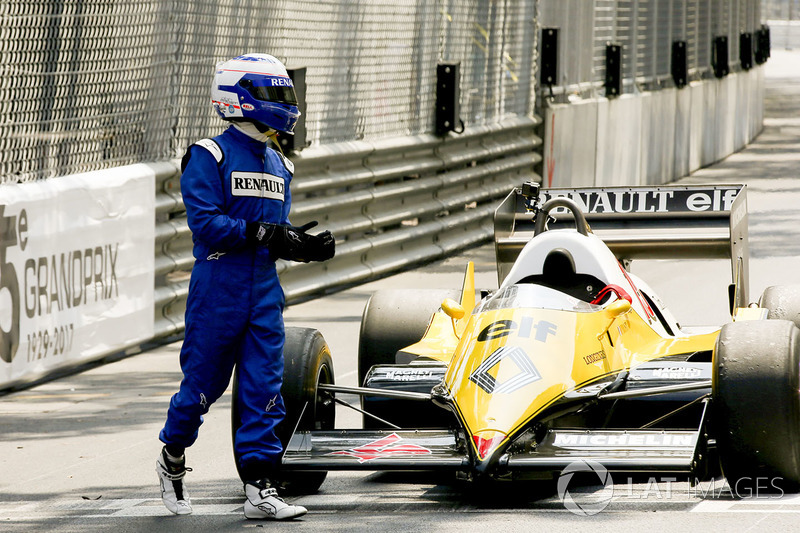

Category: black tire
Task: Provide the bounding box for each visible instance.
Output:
[759,285,800,328]
[713,320,800,494]
[232,326,335,494]
[358,289,460,387]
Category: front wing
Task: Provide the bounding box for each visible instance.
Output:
[282,427,702,474]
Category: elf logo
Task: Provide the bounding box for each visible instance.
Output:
[478,318,557,343]
[241,103,255,111]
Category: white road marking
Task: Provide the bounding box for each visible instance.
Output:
[691,495,800,513]
[110,504,242,517]
[7,491,800,520]
[1,499,243,519]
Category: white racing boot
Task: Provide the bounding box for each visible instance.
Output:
[244,479,307,520]
[156,446,193,515]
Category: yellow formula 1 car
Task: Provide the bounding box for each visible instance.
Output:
[233,183,800,495]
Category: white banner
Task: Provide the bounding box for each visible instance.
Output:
[0,165,155,387]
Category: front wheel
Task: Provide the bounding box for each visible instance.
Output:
[232,326,335,494]
[713,319,800,494]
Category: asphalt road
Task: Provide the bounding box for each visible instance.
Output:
[2,49,800,533]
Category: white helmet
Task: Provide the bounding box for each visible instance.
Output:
[211,54,300,134]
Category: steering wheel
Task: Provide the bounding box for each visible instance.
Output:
[533,197,591,236]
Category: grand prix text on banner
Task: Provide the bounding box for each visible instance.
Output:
[0,165,155,388]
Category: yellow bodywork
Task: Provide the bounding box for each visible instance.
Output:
[401,261,720,461]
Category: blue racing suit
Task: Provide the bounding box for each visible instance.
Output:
[159,125,293,478]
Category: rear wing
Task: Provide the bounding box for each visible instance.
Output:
[494,184,749,307]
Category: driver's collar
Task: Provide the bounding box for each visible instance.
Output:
[233,122,276,143]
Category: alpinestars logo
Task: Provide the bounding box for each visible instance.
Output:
[328,433,432,463]
[469,345,541,394]
[286,230,302,244]
[265,395,278,412]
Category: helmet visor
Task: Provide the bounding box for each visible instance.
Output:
[240,76,298,105]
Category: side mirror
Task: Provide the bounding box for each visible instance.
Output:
[605,299,631,318]
[442,298,465,320]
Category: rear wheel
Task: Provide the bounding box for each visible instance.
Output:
[713,319,800,494]
[759,285,800,328]
[358,289,459,429]
[232,326,335,494]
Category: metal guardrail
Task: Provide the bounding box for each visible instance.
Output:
[152,116,542,339]
[154,162,192,338]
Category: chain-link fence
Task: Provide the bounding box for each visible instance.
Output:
[538,0,763,98]
[0,0,538,184]
[0,2,175,183]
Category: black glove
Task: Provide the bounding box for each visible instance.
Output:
[247,220,335,263]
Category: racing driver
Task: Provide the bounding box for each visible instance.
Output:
[156,53,334,520]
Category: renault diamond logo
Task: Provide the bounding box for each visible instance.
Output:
[469,346,541,394]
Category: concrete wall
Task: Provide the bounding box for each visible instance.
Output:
[542,66,765,188]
